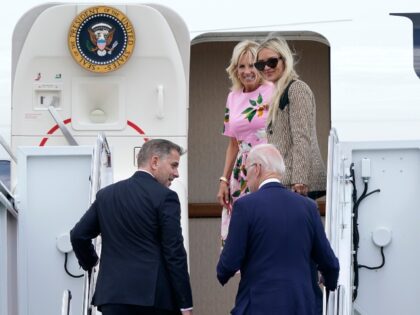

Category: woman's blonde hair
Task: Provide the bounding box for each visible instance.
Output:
[226,40,263,91]
[257,37,299,124]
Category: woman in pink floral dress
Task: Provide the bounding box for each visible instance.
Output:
[217,40,274,246]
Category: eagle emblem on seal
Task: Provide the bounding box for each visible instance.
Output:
[69,5,135,73]
[86,22,119,57]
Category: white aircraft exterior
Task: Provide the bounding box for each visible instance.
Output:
[1,1,420,314]
[0,0,419,145]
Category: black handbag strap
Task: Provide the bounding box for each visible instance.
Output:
[279,80,295,110]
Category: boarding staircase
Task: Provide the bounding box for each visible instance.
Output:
[0,129,342,315]
[61,133,112,315]
[0,129,112,315]
[1,127,342,315]
[0,132,17,314]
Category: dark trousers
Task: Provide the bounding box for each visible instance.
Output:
[100,304,180,315]
[308,190,326,315]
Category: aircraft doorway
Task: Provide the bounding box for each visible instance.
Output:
[187,32,331,314]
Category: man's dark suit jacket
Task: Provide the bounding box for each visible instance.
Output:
[70,171,192,312]
[217,182,339,315]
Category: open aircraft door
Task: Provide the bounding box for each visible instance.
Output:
[325,128,420,315]
[10,4,191,314]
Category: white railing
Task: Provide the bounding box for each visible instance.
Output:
[61,290,72,315]
[0,163,17,315]
[325,285,343,315]
[0,181,17,219]
[0,134,17,163]
[82,133,112,315]
[48,102,78,146]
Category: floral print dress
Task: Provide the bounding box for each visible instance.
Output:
[221,82,273,245]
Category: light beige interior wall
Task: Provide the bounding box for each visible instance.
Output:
[188,40,330,204]
[188,42,236,204]
[188,39,330,314]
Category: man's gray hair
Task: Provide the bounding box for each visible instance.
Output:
[137,139,184,167]
[247,143,285,176]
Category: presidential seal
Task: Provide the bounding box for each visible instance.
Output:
[68,6,135,73]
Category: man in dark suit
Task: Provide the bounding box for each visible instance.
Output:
[71,139,193,315]
[217,144,339,315]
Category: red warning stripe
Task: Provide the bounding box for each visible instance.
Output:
[127,120,149,141]
[39,119,148,146]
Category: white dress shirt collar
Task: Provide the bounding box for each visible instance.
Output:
[259,178,281,189]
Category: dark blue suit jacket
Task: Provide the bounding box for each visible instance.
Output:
[217,182,339,315]
[70,171,192,311]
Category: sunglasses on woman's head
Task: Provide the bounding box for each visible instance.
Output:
[254,57,282,71]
